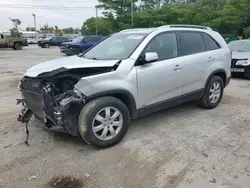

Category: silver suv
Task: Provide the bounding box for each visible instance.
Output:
[18,25,231,148]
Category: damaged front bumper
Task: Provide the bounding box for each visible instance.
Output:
[17,79,86,136]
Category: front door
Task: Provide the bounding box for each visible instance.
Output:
[136,32,185,108]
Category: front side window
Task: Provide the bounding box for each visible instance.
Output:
[83,33,147,60]
[51,37,57,41]
[145,32,178,61]
[179,32,206,56]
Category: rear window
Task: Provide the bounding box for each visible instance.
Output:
[179,32,206,56]
[201,33,220,51]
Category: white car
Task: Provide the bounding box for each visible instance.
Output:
[27,38,38,44]
[18,25,231,148]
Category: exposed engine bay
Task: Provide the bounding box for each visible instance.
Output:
[17,66,114,137]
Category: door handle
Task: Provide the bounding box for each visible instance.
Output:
[174,64,184,70]
[207,57,215,62]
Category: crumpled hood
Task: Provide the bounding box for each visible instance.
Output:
[25,56,119,77]
[232,52,250,60]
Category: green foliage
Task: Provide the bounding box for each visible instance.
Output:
[244,27,250,38]
[81,0,250,37]
[40,24,54,33]
[9,28,20,37]
[54,25,63,36]
[9,18,21,29]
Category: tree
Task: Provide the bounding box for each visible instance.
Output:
[62,27,74,34]
[40,24,54,33]
[81,17,113,35]
[9,18,21,30]
[55,25,64,36]
[82,0,250,37]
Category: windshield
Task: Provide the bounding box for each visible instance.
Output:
[228,40,250,52]
[73,36,84,43]
[83,33,147,60]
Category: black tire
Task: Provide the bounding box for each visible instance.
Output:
[78,96,130,148]
[199,75,224,109]
[13,43,22,50]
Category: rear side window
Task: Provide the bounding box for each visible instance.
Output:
[179,32,206,56]
[201,33,220,51]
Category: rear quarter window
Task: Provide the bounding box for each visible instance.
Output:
[201,33,220,51]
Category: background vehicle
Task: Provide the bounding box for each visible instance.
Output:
[0,33,28,50]
[18,25,231,148]
[222,34,239,43]
[27,37,38,44]
[38,36,71,48]
[228,40,250,78]
[60,35,104,56]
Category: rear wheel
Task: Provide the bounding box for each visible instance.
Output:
[199,75,224,109]
[78,96,130,148]
[13,43,22,50]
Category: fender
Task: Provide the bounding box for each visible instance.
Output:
[86,89,138,119]
[205,69,227,88]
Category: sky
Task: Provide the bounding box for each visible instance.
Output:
[0,0,100,31]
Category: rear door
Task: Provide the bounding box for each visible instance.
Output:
[178,31,215,94]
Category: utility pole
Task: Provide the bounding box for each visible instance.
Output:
[131,0,134,28]
[95,6,98,35]
[32,13,36,37]
[95,5,102,35]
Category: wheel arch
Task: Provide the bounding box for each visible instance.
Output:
[87,90,138,119]
[205,69,227,88]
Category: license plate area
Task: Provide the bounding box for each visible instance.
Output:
[231,68,245,72]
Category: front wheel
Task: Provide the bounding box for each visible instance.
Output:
[44,43,50,48]
[78,97,130,148]
[199,75,224,109]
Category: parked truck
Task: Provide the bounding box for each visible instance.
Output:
[0,33,28,50]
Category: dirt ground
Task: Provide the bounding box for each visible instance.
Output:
[0,45,250,188]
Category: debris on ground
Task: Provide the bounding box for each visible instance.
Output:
[3,144,12,148]
[28,175,37,181]
[48,176,83,188]
[202,151,208,157]
[209,178,216,183]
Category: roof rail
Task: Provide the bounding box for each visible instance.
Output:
[119,28,157,33]
[159,24,212,30]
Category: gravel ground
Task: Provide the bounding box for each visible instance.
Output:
[0,45,250,188]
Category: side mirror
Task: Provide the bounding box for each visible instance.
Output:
[137,52,158,65]
[145,52,158,63]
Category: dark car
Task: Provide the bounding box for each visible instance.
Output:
[228,40,250,78]
[38,36,71,48]
[59,35,104,56]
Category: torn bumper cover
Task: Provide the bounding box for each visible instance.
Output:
[17,79,86,136]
